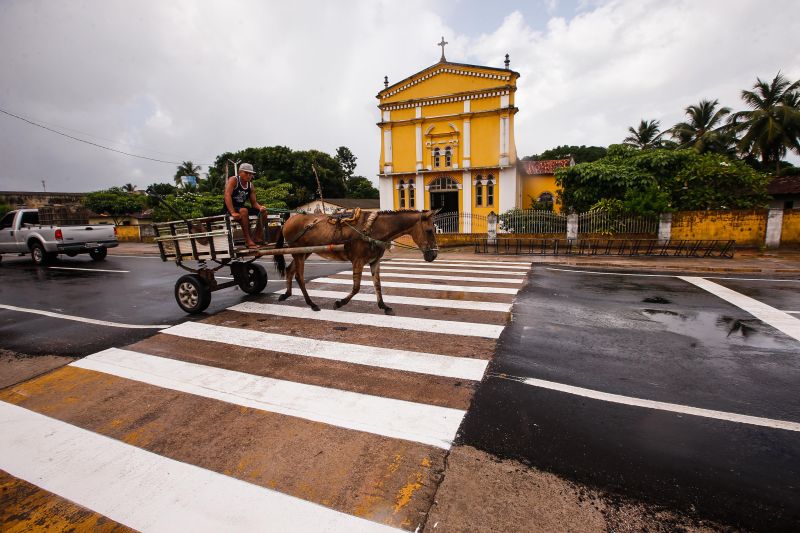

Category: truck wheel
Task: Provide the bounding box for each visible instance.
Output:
[30,243,51,266]
[237,263,268,294]
[174,274,211,314]
[89,248,108,261]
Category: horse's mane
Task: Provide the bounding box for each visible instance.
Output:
[377,209,427,215]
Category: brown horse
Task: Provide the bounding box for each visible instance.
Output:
[273,210,439,313]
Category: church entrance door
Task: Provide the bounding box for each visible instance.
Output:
[430,191,458,213]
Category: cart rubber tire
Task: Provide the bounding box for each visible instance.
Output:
[89,248,108,261]
[238,263,268,294]
[31,242,52,266]
[174,274,212,314]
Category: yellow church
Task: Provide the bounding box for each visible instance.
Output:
[376,41,522,226]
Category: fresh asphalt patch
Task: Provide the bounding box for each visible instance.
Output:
[459,266,800,531]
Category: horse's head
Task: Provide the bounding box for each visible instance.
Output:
[408,210,440,262]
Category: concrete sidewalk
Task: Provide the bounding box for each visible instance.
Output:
[111,241,800,275]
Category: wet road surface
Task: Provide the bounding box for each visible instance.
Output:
[459,266,800,531]
[0,253,349,358]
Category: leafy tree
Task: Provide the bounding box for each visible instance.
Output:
[174,161,202,186]
[209,146,345,207]
[84,187,146,225]
[0,203,11,218]
[556,145,768,214]
[346,176,379,199]
[729,72,800,175]
[673,154,770,210]
[152,192,224,222]
[334,146,358,192]
[623,119,666,149]
[669,99,733,154]
[523,145,607,163]
[199,173,226,194]
[146,182,177,197]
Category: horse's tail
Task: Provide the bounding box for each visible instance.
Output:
[273,228,286,277]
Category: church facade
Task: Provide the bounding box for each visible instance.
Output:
[376,48,521,228]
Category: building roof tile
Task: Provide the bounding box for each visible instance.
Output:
[520,158,573,175]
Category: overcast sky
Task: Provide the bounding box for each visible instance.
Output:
[1,0,798,193]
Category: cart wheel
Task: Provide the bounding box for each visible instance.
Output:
[89,248,107,261]
[174,274,212,314]
[237,263,268,294]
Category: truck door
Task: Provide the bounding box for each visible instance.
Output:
[0,211,17,253]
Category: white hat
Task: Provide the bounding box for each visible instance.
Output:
[239,163,255,174]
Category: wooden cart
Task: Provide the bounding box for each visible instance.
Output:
[154,214,344,314]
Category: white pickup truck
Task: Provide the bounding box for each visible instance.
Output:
[0,209,118,265]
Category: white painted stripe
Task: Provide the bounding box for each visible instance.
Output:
[0,304,170,329]
[49,266,129,273]
[229,301,504,338]
[374,265,529,276]
[272,288,512,312]
[0,401,398,532]
[388,260,530,269]
[679,276,800,342]
[339,271,523,284]
[547,267,674,278]
[312,277,519,294]
[72,348,465,449]
[517,376,800,432]
[164,321,488,381]
[388,258,532,266]
[786,310,800,315]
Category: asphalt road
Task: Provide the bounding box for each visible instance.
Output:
[459,266,800,531]
[0,253,349,358]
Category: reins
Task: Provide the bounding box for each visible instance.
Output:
[343,212,436,251]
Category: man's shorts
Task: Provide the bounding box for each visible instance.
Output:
[221,206,261,217]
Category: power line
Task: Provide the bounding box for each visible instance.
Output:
[0,106,213,166]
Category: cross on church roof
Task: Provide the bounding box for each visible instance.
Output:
[438,36,448,62]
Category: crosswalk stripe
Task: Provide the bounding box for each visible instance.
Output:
[371,265,529,276]
[339,271,523,284]
[386,258,532,266]
[271,288,513,312]
[71,348,465,449]
[312,277,519,294]
[229,302,505,338]
[163,321,489,380]
[0,401,399,532]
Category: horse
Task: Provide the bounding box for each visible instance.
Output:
[273,209,439,313]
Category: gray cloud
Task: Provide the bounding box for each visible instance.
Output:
[1,0,798,193]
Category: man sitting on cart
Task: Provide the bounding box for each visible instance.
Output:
[224,162,268,249]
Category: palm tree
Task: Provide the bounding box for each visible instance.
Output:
[199,173,226,193]
[174,161,202,186]
[729,72,800,174]
[623,119,665,149]
[121,183,137,193]
[669,99,732,154]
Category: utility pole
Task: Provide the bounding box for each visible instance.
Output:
[41,180,46,192]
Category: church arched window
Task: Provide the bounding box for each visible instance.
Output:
[486,175,495,206]
[408,181,415,209]
[429,176,459,191]
[398,179,406,208]
[475,175,483,206]
[444,146,452,167]
[433,147,441,168]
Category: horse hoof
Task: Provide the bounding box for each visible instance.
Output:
[333,300,342,309]
[278,294,290,301]
[383,307,394,315]
[311,304,320,312]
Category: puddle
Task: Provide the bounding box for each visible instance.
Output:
[641,309,789,349]
[643,296,671,304]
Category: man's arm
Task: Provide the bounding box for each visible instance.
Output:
[224,177,240,218]
[249,184,266,212]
